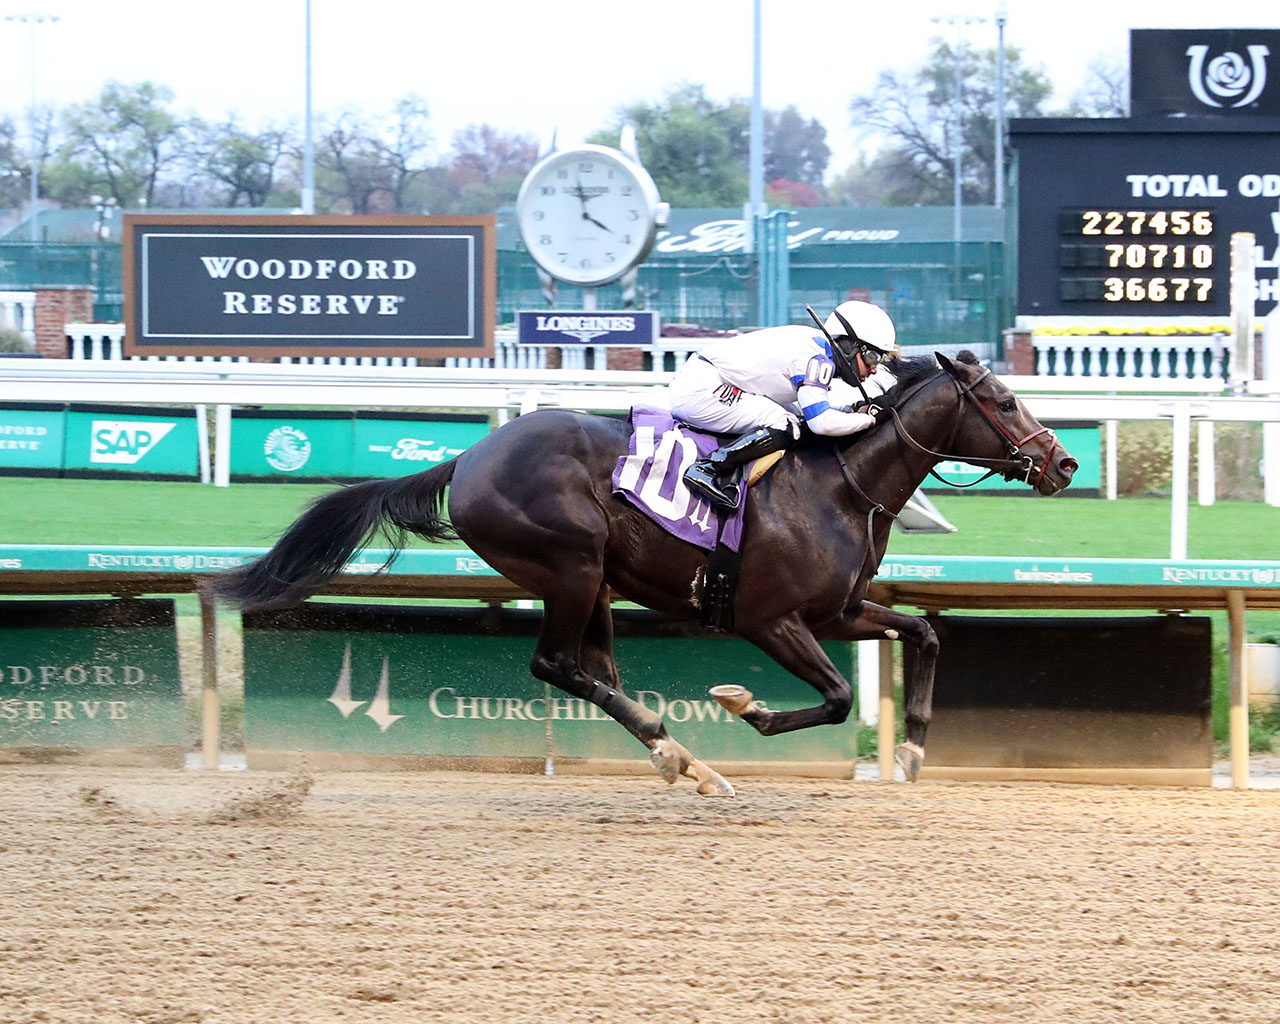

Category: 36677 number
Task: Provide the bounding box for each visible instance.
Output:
[1103,277,1213,302]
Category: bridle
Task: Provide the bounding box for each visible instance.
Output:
[900,365,1062,491]
[832,363,1063,566]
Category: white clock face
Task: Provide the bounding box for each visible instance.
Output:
[516,146,660,287]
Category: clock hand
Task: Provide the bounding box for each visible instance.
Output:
[583,211,613,233]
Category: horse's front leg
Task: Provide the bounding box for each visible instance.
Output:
[716,613,854,736]
[814,600,938,781]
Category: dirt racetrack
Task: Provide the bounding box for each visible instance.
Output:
[2,766,1279,1024]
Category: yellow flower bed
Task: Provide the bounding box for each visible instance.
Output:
[1031,325,1257,337]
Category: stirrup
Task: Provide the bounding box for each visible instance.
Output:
[684,465,742,512]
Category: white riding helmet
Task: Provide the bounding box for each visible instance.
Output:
[824,300,898,355]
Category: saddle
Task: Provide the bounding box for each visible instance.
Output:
[613,409,788,632]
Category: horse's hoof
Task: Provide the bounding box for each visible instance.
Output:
[696,775,736,797]
[709,684,756,716]
[649,738,688,785]
[894,742,925,782]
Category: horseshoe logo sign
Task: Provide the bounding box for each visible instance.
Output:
[1185,44,1270,108]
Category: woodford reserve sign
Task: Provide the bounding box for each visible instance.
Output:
[0,598,183,766]
[123,215,496,359]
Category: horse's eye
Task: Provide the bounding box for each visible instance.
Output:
[998,399,1016,413]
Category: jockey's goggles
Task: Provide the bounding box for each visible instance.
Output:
[858,344,884,369]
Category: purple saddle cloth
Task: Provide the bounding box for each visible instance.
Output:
[611,405,746,552]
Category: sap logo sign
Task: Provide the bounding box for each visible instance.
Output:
[90,420,176,464]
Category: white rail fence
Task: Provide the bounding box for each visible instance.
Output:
[1031,333,1230,379]
[60,323,713,371]
[63,321,1233,382]
[59,323,1000,373]
[0,291,35,344]
[2,358,1278,534]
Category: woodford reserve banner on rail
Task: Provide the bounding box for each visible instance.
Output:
[0,599,184,766]
[124,215,496,359]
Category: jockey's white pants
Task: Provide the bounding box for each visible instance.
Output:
[668,356,797,436]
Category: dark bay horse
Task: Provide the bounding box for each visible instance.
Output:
[211,351,1076,796]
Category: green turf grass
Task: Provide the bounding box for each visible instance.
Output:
[5,476,1278,560]
[3,477,350,547]
[895,495,1280,561]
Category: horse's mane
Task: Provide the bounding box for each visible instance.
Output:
[873,355,941,409]
[797,349,982,450]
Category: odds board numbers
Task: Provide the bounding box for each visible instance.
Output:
[1057,208,1221,307]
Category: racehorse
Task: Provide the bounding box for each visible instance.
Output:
[211,351,1076,796]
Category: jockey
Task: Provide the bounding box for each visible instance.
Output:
[671,299,900,512]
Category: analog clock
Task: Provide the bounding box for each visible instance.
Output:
[516,144,664,288]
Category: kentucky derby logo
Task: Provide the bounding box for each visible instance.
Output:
[263,425,311,472]
[1185,44,1270,108]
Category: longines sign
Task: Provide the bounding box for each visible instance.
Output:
[124,215,496,359]
[516,310,659,346]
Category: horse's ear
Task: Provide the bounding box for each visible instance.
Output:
[935,351,959,378]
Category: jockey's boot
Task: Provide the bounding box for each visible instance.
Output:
[683,426,793,512]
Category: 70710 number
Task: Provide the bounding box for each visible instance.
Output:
[1104,277,1213,302]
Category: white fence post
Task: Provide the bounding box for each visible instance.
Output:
[213,405,231,488]
[1265,306,1280,506]
[1169,403,1192,559]
[1105,420,1118,501]
[1197,419,1216,507]
[195,404,211,485]
[856,641,880,726]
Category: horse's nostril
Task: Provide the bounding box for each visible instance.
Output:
[1060,457,1079,476]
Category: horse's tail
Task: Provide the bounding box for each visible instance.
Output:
[208,460,458,610]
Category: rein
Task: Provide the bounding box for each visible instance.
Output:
[887,367,1059,489]
[832,365,1060,554]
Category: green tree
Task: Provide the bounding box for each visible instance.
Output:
[764,106,830,188]
[593,85,831,207]
[192,117,292,207]
[593,84,748,207]
[60,81,186,207]
[844,39,1053,206]
[0,117,27,209]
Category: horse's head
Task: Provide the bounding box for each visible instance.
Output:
[933,350,1077,495]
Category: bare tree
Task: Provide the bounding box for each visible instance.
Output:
[845,40,1054,206]
[374,94,433,213]
[418,123,538,214]
[1066,59,1130,117]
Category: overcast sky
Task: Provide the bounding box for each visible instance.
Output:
[2,0,1276,179]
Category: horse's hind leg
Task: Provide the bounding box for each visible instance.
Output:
[533,580,734,796]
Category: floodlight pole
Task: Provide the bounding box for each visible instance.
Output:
[302,0,315,215]
[995,5,1007,208]
[932,14,986,276]
[745,0,764,256]
[5,12,58,243]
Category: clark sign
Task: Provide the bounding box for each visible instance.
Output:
[124,215,495,359]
